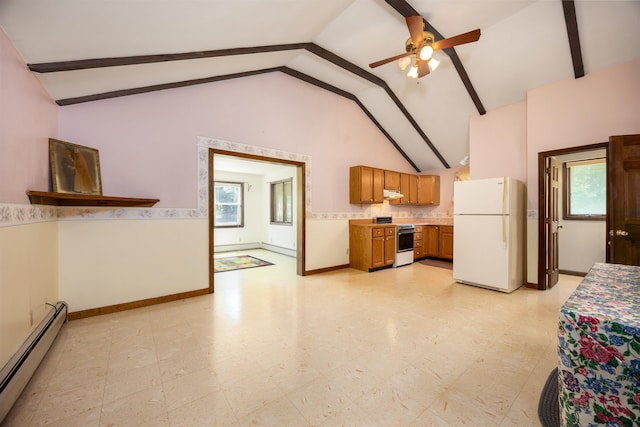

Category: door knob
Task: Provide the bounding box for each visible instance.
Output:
[615,230,629,236]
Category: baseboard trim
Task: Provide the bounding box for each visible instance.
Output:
[526,282,540,289]
[68,288,210,321]
[559,269,587,277]
[305,264,349,275]
[260,243,296,258]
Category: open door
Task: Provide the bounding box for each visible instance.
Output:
[546,156,561,288]
[607,134,640,265]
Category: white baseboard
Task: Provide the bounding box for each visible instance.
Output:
[260,243,296,258]
[214,242,296,258]
[214,243,261,253]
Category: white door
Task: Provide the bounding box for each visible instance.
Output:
[453,215,510,290]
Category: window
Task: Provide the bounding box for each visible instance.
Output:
[563,158,606,220]
[271,178,292,225]
[214,181,244,227]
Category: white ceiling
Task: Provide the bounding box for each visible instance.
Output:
[1,0,638,172]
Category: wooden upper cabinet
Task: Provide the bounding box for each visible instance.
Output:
[417,175,441,205]
[384,170,401,191]
[390,173,416,205]
[350,166,439,206]
[372,168,384,203]
[350,166,384,204]
[408,174,418,204]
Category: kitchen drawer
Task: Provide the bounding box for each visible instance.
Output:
[414,248,422,258]
[414,240,423,248]
[386,227,395,236]
[414,225,423,233]
[414,232,423,241]
[372,228,385,237]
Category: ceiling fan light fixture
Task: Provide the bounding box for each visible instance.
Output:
[428,57,440,72]
[418,45,433,61]
[398,56,412,70]
[407,64,419,78]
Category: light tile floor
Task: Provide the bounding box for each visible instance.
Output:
[3,250,581,426]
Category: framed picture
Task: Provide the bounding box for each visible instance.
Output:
[49,138,102,195]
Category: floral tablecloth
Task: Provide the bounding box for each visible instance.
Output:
[558,262,640,427]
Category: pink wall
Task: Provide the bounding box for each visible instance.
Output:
[0,29,58,203]
[526,59,640,208]
[468,59,640,210]
[468,101,527,183]
[58,73,415,210]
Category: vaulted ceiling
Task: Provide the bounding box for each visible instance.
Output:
[1,0,638,172]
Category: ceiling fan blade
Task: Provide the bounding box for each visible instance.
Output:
[417,60,430,78]
[369,51,412,69]
[406,16,424,48]
[431,29,481,51]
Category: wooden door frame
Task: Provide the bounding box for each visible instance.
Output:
[208,148,306,293]
[537,142,607,290]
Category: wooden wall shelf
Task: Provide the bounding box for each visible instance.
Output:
[27,191,159,207]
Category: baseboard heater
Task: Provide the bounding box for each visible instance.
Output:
[0,301,67,423]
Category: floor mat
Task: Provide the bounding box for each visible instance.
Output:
[538,367,560,427]
[213,255,273,273]
[418,258,453,270]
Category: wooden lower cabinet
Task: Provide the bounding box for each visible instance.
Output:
[413,226,423,259]
[439,225,454,260]
[423,225,440,257]
[414,224,454,261]
[350,225,396,271]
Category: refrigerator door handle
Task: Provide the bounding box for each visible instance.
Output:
[502,177,507,248]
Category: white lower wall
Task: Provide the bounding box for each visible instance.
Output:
[0,220,58,368]
[57,216,352,313]
[58,219,208,312]
[306,219,349,271]
[559,220,606,273]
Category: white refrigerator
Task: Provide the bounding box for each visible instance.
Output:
[453,177,525,293]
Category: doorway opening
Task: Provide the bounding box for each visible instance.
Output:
[537,142,607,290]
[208,148,306,293]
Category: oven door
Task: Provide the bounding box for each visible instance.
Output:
[397,230,414,252]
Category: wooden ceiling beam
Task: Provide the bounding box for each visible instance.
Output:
[56,68,281,106]
[280,67,420,172]
[56,65,421,172]
[562,0,585,78]
[303,44,450,168]
[28,44,309,73]
[32,43,449,169]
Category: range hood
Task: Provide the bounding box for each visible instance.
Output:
[383,189,403,199]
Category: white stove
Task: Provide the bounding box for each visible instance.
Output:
[393,224,415,267]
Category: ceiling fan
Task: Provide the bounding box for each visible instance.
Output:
[369,16,481,78]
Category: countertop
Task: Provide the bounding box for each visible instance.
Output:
[349,218,453,227]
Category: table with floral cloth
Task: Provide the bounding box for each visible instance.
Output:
[558,262,640,426]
